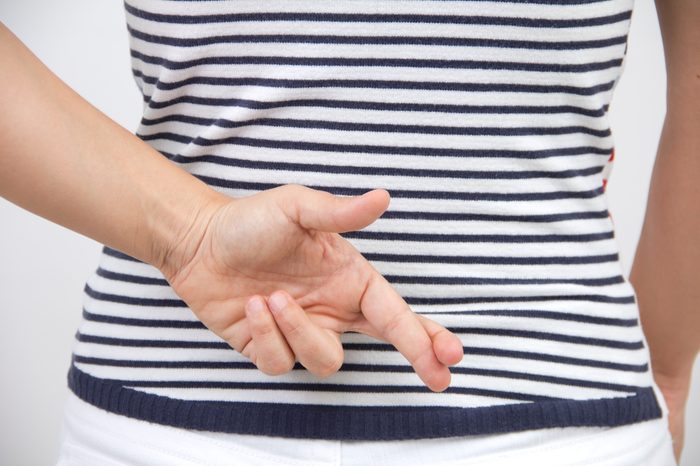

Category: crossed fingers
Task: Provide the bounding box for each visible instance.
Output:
[243,281,463,392]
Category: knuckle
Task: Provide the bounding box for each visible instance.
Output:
[220,322,251,355]
[238,337,254,358]
[252,320,277,338]
[279,316,306,340]
[273,186,304,224]
[383,311,410,340]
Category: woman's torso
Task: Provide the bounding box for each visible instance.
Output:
[66,0,665,440]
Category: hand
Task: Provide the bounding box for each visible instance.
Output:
[162,184,464,392]
[654,371,692,465]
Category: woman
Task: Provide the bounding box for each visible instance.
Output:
[0,0,696,464]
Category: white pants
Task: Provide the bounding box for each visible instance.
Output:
[56,384,677,466]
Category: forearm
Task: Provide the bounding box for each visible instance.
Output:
[630,0,700,388]
[0,23,228,275]
[629,113,699,386]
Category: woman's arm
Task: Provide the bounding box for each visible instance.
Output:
[629,0,699,462]
[0,21,227,274]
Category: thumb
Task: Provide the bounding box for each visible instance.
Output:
[288,185,391,233]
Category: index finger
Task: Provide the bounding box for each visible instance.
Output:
[358,270,453,392]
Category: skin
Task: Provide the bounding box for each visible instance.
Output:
[630,1,700,464]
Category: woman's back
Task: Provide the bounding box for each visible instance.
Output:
[67,0,664,439]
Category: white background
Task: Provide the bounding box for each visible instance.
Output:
[0,1,698,465]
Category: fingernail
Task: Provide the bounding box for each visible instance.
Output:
[246,296,265,315]
[268,292,287,313]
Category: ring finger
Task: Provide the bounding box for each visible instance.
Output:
[244,294,297,376]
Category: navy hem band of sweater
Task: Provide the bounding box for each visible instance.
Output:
[67,362,662,441]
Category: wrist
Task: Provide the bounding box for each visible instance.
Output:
[145,183,232,282]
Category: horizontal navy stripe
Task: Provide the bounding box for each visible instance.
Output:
[82,308,205,329]
[76,332,228,348]
[449,327,642,349]
[194,174,607,201]
[357,343,649,372]
[130,49,624,73]
[141,131,613,161]
[144,94,609,118]
[94,264,626,288]
[461,346,647,372]
[85,378,559,402]
[141,114,612,138]
[363,252,621,265]
[84,284,183,307]
[72,355,646,394]
[132,70,618,96]
[406,293,636,305]
[95,267,166,285]
[382,274,625,286]
[74,355,252,369]
[378,209,612,222]
[73,333,647,372]
[99,245,622,266]
[83,303,637,328]
[98,247,622,268]
[127,25,629,51]
[98,246,136,263]
[77,312,642,349]
[430,309,638,327]
[76,314,640,348]
[161,151,607,180]
[124,3,631,29]
[83,282,636,309]
[94,203,610,226]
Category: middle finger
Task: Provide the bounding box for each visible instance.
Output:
[245,295,296,376]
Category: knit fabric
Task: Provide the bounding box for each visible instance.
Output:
[67,0,663,440]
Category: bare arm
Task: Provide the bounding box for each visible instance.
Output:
[0,22,228,275]
[629,0,699,461]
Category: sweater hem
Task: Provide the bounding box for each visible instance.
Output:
[67,363,663,441]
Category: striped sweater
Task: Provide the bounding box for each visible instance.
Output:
[67,0,664,440]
